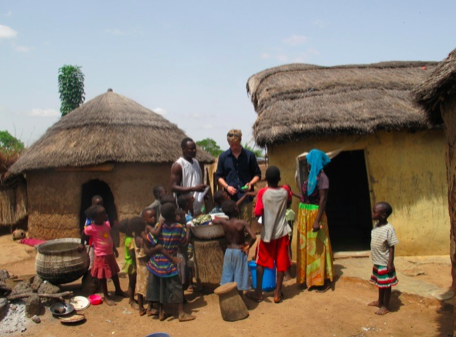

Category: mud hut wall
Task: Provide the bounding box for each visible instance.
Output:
[267,130,449,256]
[26,163,171,240]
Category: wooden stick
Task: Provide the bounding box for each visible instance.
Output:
[7,291,73,301]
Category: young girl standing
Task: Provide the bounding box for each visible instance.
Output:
[368,201,398,315]
[84,205,127,306]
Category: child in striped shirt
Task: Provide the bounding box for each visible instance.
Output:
[144,203,195,322]
[368,201,398,315]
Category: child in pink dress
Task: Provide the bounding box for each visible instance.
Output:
[84,205,127,306]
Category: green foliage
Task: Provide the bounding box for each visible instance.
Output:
[0,130,24,153]
[196,138,223,157]
[243,143,263,157]
[58,65,85,116]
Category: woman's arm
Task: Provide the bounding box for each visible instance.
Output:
[313,189,328,232]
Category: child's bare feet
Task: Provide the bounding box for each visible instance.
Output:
[375,307,390,315]
[139,308,146,316]
[147,308,158,316]
[104,297,116,306]
[368,301,380,307]
[115,290,129,298]
[159,312,172,321]
[178,313,196,322]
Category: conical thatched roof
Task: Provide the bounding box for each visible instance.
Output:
[414,48,456,124]
[247,61,438,146]
[9,90,214,174]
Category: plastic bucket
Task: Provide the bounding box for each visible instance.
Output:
[145,333,170,337]
[248,260,276,292]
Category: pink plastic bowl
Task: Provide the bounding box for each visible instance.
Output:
[88,294,102,305]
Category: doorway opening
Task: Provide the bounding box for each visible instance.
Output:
[79,179,118,233]
[324,150,372,251]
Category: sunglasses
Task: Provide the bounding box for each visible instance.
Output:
[227,133,240,137]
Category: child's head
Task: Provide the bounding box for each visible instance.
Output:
[152,185,167,201]
[175,209,187,224]
[85,205,107,225]
[221,200,238,218]
[177,194,194,213]
[214,190,229,207]
[129,216,143,234]
[118,218,135,237]
[372,202,393,222]
[160,194,177,207]
[91,195,103,206]
[266,166,281,186]
[142,207,157,226]
[118,219,129,234]
[161,203,177,222]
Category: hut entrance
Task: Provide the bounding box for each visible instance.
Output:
[324,150,372,252]
[79,179,118,233]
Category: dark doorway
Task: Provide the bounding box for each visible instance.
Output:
[79,179,118,235]
[324,150,372,251]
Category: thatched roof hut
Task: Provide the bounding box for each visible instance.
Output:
[247,61,437,146]
[413,47,456,294]
[9,89,214,239]
[414,48,456,124]
[10,89,213,175]
[246,61,449,256]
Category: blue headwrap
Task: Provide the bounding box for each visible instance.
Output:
[306,149,330,196]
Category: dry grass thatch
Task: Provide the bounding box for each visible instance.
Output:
[0,176,27,226]
[413,48,456,124]
[9,90,214,175]
[247,61,438,146]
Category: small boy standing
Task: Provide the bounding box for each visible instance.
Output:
[144,203,195,322]
[213,200,257,292]
[246,166,292,304]
[368,201,398,315]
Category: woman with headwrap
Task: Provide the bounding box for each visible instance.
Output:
[296,149,334,292]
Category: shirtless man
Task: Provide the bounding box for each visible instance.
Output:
[171,138,207,216]
[213,200,256,292]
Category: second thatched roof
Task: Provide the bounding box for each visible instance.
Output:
[9,89,214,175]
[247,61,438,146]
[413,48,456,124]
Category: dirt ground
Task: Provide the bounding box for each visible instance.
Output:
[0,234,453,337]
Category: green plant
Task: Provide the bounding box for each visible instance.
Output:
[0,130,24,153]
[196,138,223,157]
[58,65,85,116]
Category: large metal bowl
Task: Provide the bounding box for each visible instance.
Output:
[190,223,225,240]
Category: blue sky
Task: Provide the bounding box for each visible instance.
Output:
[1,1,455,149]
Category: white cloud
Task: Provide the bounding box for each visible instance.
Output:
[13,45,30,52]
[26,108,60,117]
[0,24,17,39]
[2,11,12,17]
[202,124,213,130]
[283,35,307,46]
[153,107,168,115]
[184,113,215,119]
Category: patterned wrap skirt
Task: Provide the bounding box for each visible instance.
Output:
[296,203,334,287]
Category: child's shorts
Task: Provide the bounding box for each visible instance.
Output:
[255,235,291,272]
[370,264,398,288]
[91,254,120,279]
[145,273,183,304]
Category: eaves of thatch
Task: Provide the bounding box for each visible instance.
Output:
[413,48,456,124]
[9,90,214,175]
[247,61,438,147]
